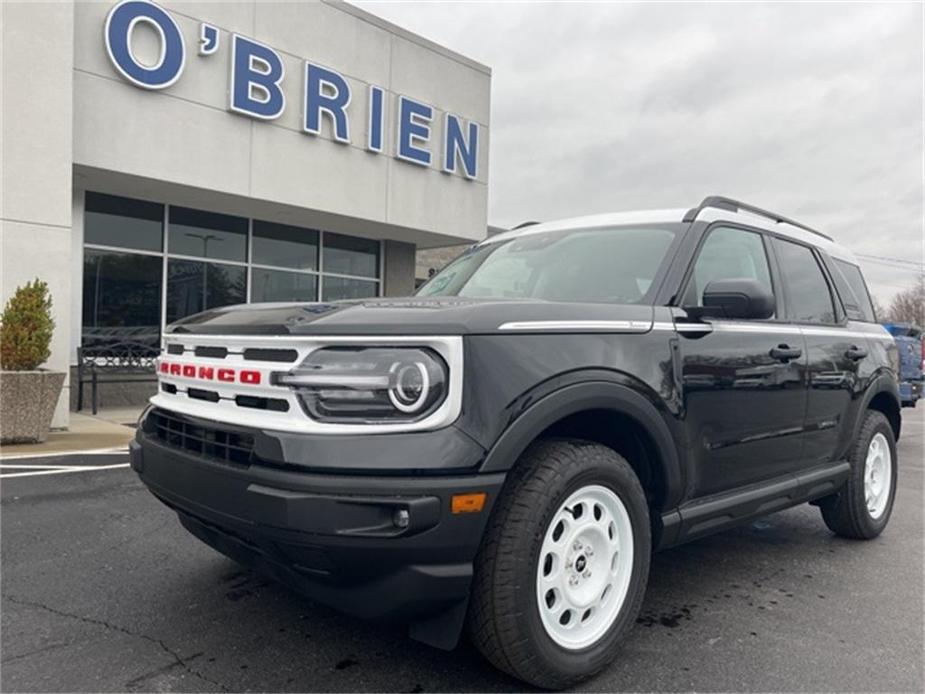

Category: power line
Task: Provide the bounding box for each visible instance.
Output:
[856,259,925,275]
[856,253,924,268]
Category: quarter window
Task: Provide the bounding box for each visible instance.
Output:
[774,239,836,324]
[832,259,877,322]
[682,226,774,311]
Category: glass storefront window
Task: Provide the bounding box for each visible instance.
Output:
[323,232,379,278]
[82,250,162,347]
[252,268,318,302]
[168,206,248,262]
[323,275,379,301]
[82,192,382,340]
[253,221,319,271]
[166,259,247,323]
[84,192,163,252]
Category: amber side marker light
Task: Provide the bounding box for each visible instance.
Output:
[452,492,487,514]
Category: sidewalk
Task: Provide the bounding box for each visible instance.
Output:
[0,407,143,459]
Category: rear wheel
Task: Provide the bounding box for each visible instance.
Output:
[467,439,650,689]
[819,410,897,539]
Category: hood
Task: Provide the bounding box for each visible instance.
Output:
[166,297,656,336]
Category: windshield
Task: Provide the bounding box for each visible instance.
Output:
[417,225,680,304]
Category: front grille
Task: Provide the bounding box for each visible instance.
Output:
[243,348,298,363]
[150,409,254,466]
[194,346,228,359]
[187,387,220,403]
[164,343,297,363]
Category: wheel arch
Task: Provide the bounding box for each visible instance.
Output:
[862,374,902,441]
[480,381,684,514]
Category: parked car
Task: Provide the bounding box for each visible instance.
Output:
[132,196,902,689]
[882,322,923,406]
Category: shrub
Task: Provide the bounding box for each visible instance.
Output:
[0,279,55,371]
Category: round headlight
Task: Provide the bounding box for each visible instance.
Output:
[278,346,449,423]
[388,361,430,413]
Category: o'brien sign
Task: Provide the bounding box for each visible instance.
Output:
[103,0,480,178]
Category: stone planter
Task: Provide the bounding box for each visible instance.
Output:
[0,370,66,444]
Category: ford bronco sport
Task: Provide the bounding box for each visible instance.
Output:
[132,196,901,689]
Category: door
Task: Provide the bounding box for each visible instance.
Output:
[675,225,807,497]
[773,239,867,465]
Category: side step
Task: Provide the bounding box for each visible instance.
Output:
[658,461,850,549]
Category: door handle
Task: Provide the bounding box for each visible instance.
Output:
[769,344,802,362]
[845,345,868,361]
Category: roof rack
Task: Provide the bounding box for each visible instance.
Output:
[682,196,833,241]
[511,221,541,230]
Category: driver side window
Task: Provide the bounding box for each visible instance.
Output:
[682,226,775,314]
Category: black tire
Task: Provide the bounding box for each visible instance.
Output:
[819,410,897,539]
[467,439,650,690]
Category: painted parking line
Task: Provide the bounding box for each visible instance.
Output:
[0,463,131,479]
[0,446,128,461]
[0,464,94,470]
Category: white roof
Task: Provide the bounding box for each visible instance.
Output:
[482,206,858,265]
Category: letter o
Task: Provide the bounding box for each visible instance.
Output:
[105,0,185,90]
[240,371,261,385]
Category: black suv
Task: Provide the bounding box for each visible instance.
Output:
[132,196,901,689]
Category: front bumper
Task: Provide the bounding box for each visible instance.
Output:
[132,409,505,634]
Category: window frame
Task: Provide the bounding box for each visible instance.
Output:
[674,222,782,321]
[81,192,385,350]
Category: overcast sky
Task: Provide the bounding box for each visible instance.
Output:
[355,0,924,305]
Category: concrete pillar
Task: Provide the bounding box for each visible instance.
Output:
[383,239,416,297]
[1,1,75,428]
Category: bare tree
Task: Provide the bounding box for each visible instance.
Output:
[886,277,925,326]
[870,294,889,322]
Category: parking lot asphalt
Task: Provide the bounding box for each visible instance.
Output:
[2,411,922,693]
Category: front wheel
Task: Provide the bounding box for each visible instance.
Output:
[467,439,650,689]
[819,410,898,539]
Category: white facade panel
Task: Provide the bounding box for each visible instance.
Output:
[248,125,388,221]
[73,71,254,197]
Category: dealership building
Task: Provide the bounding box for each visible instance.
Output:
[1,0,491,428]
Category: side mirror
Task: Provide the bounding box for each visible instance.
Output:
[685,278,775,320]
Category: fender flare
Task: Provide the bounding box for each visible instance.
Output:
[855,371,902,440]
[480,380,684,510]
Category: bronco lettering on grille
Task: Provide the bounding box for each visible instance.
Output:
[159,361,262,385]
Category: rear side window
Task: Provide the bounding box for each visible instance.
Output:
[775,239,836,324]
[681,226,774,311]
[832,259,877,322]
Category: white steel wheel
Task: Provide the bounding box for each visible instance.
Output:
[864,432,892,520]
[536,484,634,650]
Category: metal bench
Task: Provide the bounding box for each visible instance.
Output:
[76,340,159,414]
